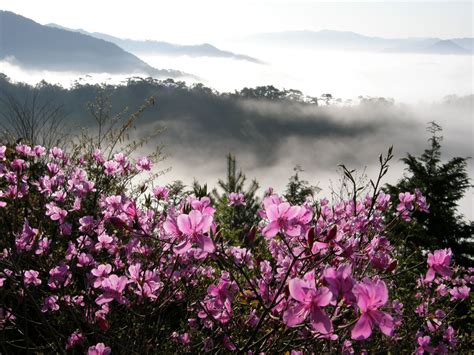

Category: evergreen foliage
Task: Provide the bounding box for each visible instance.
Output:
[386,122,473,266]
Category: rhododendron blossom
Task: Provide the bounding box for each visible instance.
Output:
[449,286,470,301]
[284,272,334,334]
[351,278,394,340]
[228,192,246,206]
[96,274,130,305]
[23,269,41,286]
[425,248,453,282]
[175,209,215,254]
[88,343,112,355]
[323,265,355,303]
[136,156,152,171]
[262,198,311,238]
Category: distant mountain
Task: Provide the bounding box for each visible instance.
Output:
[250,30,388,50]
[0,11,189,78]
[383,39,469,55]
[47,23,262,64]
[249,30,473,55]
[452,38,474,54]
[422,40,469,55]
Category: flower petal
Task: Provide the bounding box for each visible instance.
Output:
[283,303,309,327]
[197,235,215,253]
[351,313,373,340]
[310,306,333,334]
[188,210,202,231]
[266,204,279,221]
[425,268,435,282]
[173,239,192,254]
[315,287,333,307]
[371,310,394,337]
[288,278,309,303]
[177,215,192,235]
[262,220,279,238]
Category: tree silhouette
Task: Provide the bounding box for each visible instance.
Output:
[386,122,473,265]
[212,154,260,244]
[284,166,320,205]
[0,84,68,148]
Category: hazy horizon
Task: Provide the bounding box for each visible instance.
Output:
[1,1,472,44]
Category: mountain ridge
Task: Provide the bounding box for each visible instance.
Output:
[46,23,263,64]
[0,11,191,78]
[248,29,473,55]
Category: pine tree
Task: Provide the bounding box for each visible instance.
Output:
[212,154,260,244]
[284,166,320,205]
[386,122,473,265]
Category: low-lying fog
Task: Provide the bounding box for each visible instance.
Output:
[151,97,473,220]
[141,45,473,104]
[1,45,472,218]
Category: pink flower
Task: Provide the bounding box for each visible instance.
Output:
[375,192,391,211]
[228,192,246,206]
[0,145,6,160]
[48,262,71,289]
[207,277,232,306]
[172,332,190,345]
[425,249,453,282]
[49,147,65,160]
[66,330,85,349]
[397,192,415,211]
[283,272,333,334]
[15,220,38,252]
[114,153,127,165]
[60,222,72,236]
[351,278,394,340]
[47,162,61,175]
[190,197,215,215]
[91,264,113,288]
[96,274,129,305]
[262,199,307,238]
[414,189,429,213]
[92,149,105,163]
[176,210,215,254]
[33,145,46,156]
[95,233,114,251]
[153,186,169,201]
[397,192,415,220]
[11,158,27,172]
[449,285,470,301]
[42,295,60,313]
[76,253,94,268]
[15,144,32,156]
[35,237,51,255]
[223,336,236,351]
[88,343,111,355]
[24,270,41,286]
[443,326,457,346]
[136,156,152,171]
[45,203,68,222]
[416,335,434,354]
[103,160,120,175]
[79,215,95,233]
[226,246,253,268]
[323,265,355,303]
[199,273,237,324]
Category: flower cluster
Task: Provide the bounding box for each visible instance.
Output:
[0,143,471,354]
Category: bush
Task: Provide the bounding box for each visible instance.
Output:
[0,143,471,353]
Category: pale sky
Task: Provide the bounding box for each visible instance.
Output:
[1,1,472,44]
